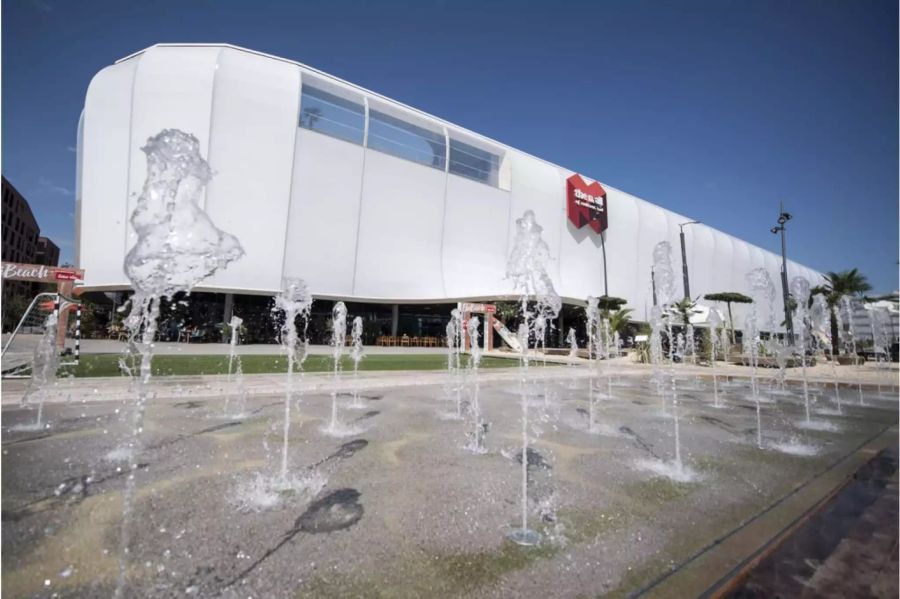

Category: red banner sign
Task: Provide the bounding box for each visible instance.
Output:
[1,262,84,283]
[566,174,608,234]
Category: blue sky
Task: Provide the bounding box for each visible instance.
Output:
[3,0,897,293]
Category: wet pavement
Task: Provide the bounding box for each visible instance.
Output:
[2,370,897,598]
[727,445,898,599]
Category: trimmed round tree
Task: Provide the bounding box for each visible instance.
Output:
[703,292,753,345]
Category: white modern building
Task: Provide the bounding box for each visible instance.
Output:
[75,43,824,329]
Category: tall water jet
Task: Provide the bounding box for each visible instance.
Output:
[708,308,722,407]
[841,296,864,404]
[114,129,244,599]
[747,268,775,448]
[505,210,561,546]
[224,315,248,418]
[585,296,599,361]
[685,324,696,365]
[325,302,348,434]
[465,316,486,453]
[348,316,366,409]
[584,297,600,433]
[811,294,840,413]
[18,312,60,430]
[566,328,578,367]
[446,308,464,419]
[649,306,666,402]
[790,276,813,423]
[870,307,892,396]
[647,241,693,478]
[272,278,313,482]
[601,316,613,399]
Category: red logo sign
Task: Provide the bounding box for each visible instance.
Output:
[566,174,607,234]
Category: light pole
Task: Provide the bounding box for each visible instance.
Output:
[679,221,700,299]
[771,203,794,345]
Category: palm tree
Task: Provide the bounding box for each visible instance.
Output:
[811,269,871,355]
[608,308,633,338]
[704,292,753,345]
[672,297,701,329]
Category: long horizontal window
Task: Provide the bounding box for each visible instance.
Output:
[299,85,365,145]
[449,138,500,186]
[367,109,446,170]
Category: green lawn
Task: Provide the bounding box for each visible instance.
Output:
[60,353,548,378]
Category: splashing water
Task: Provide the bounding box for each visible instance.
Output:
[505,210,561,546]
[647,241,693,477]
[869,307,893,396]
[324,302,348,435]
[114,129,245,599]
[649,306,666,401]
[224,315,248,418]
[790,276,812,423]
[585,296,599,362]
[465,316,487,453]
[17,312,60,430]
[446,308,464,419]
[747,268,775,448]
[708,308,722,407]
[841,296,864,405]
[811,294,841,414]
[601,317,613,399]
[685,324,695,365]
[272,278,313,483]
[566,328,578,366]
[348,316,366,409]
[584,298,601,433]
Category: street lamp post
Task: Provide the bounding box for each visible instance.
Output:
[771,203,794,345]
[679,221,700,299]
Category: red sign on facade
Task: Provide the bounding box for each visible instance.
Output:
[566,174,608,234]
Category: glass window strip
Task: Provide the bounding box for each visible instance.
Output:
[302,113,364,135]
[367,132,446,168]
[302,85,364,116]
[369,110,445,146]
[449,161,492,179]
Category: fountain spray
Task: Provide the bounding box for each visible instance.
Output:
[566,328,578,367]
[224,315,248,417]
[273,279,313,482]
[790,277,812,423]
[505,210,561,546]
[651,241,685,473]
[349,316,365,409]
[114,129,244,599]
[584,296,600,432]
[18,312,60,430]
[811,294,840,413]
[841,296,864,405]
[747,268,775,449]
[327,302,348,433]
[708,308,722,407]
[447,309,464,418]
[466,316,486,453]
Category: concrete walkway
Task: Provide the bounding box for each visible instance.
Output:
[2,354,897,406]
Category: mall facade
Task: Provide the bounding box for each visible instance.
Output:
[75,44,824,337]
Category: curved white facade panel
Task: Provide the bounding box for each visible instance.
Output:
[77,44,823,329]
